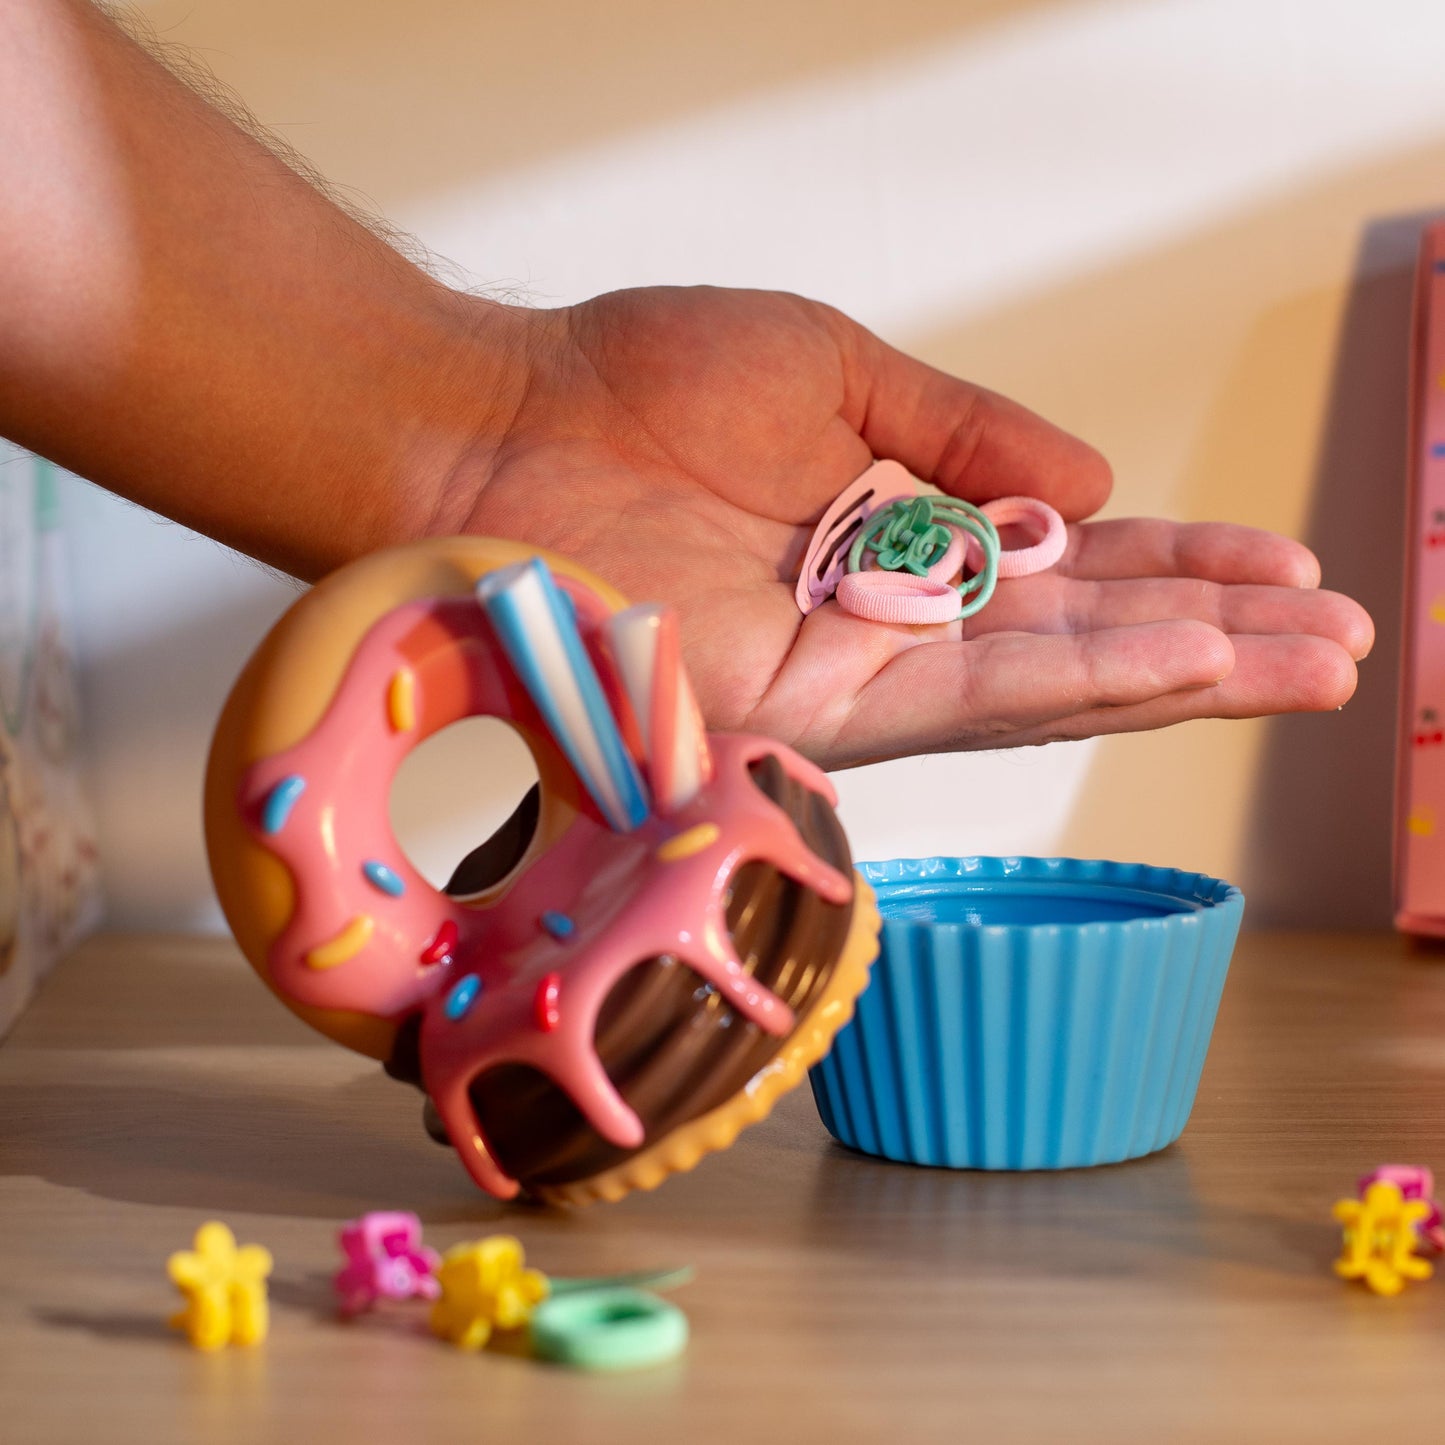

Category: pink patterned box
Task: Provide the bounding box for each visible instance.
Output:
[1395,223,1445,935]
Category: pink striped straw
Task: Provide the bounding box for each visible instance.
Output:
[601,604,713,813]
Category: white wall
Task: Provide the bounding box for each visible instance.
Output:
[67,0,1445,929]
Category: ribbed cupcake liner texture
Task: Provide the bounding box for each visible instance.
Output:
[810,857,1243,1170]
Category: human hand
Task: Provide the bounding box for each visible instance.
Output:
[0,12,1368,772]
[443,286,1372,770]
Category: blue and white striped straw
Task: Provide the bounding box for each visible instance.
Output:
[477,559,650,832]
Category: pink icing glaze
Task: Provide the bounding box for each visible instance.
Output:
[239,587,854,1200]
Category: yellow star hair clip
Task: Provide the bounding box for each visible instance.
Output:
[429,1235,551,1351]
[167,1220,274,1350]
[1333,1181,1435,1297]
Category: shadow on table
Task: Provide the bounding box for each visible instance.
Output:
[0,1064,506,1223]
[803,1139,1333,1281]
[34,1308,175,1342]
[13,942,329,1053]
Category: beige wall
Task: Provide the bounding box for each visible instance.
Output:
[71,0,1444,927]
[133,0,1070,206]
[931,148,1440,923]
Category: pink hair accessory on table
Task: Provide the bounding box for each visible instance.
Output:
[334,1210,442,1317]
[1358,1165,1445,1251]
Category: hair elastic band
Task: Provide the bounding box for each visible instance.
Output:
[965,495,1068,578]
[836,571,965,626]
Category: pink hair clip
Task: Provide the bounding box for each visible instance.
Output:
[334,1210,442,1317]
[794,461,919,615]
[1358,1165,1445,1251]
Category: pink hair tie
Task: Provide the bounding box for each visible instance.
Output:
[965,496,1067,578]
[836,571,962,625]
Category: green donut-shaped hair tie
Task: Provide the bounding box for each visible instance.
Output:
[529,1287,688,1372]
[846,495,1001,620]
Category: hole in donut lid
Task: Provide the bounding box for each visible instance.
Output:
[388,716,542,894]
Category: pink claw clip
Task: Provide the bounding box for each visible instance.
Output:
[1359,1166,1445,1251]
[334,1211,442,1317]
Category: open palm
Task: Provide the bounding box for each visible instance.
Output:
[451,286,1371,770]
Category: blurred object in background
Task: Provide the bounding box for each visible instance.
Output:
[1395,222,1445,936]
[0,443,101,1034]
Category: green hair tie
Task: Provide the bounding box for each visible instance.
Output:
[529,1286,688,1372]
[846,495,1001,620]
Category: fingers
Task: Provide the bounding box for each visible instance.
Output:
[841,322,1113,521]
[993,635,1360,749]
[1062,518,1322,588]
[967,577,1375,660]
[818,622,1360,767]
[823,620,1235,763]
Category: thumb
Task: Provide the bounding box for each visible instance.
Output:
[842,321,1114,522]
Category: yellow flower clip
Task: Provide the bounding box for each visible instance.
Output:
[1333,1182,1435,1297]
[429,1235,551,1351]
[168,1221,273,1350]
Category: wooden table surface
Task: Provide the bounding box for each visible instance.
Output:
[2,930,1444,1444]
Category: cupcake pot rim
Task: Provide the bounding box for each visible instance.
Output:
[858,855,1244,933]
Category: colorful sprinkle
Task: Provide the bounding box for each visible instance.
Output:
[387,668,417,733]
[445,975,482,1021]
[1436,259,1445,273]
[1433,443,1445,458]
[420,919,458,966]
[260,775,306,835]
[362,859,406,897]
[535,973,561,1032]
[540,910,575,940]
[1409,807,1437,837]
[655,822,720,863]
[305,915,375,970]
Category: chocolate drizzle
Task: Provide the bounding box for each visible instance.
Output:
[463,752,853,1189]
[444,785,540,897]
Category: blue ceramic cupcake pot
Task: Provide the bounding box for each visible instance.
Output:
[809,857,1245,1170]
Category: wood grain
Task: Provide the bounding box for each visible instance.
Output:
[2,931,1444,1444]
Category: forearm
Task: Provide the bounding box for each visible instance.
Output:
[0,0,525,579]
